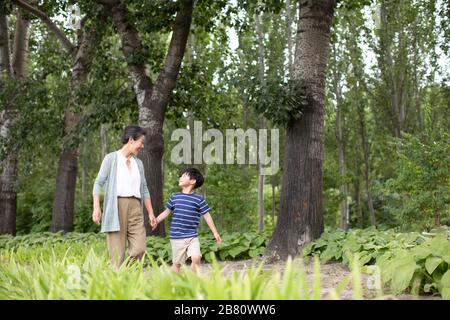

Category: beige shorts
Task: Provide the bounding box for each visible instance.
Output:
[170,237,202,264]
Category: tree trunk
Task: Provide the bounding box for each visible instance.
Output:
[285,0,294,78]
[11,13,29,78]
[14,0,95,232]
[354,168,364,228]
[336,98,348,230]
[330,41,349,231]
[356,94,376,226]
[379,1,407,138]
[434,212,440,227]
[51,23,94,232]
[0,15,12,74]
[80,139,88,204]
[255,12,265,232]
[52,150,78,232]
[144,1,193,236]
[0,152,17,234]
[81,163,87,203]
[412,24,423,133]
[0,11,30,235]
[266,0,336,259]
[103,0,193,236]
[257,118,265,232]
[271,176,276,222]
[0,15,14,234]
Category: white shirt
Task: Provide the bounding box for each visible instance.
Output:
[116,151,141,199]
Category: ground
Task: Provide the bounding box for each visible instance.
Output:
[196,257,442,300]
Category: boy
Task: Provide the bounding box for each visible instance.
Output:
[154,167,221,272]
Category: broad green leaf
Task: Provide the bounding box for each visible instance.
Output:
[441,270,450,287]
[425,256,442,275]
[441,287,450,300]
[227,245,247,258]
[442,255,450,264]
[391,261,418,293]
[345,239,361,252]
[249,247,264,258]
[359,254,372,266]
[320,244,339,263]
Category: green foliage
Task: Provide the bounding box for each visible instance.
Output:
[0,242,365,300]
[201,230,270,262]
[0,0,12,15]
[0,230,270,263]
[3,0,448,275]
[376,133,450,230]
[377,233,450,298]
[200,165,258,232]
[303,227,450,298]
[0,76,58,161]
[337,0,372,11]
[73,202,101,233]
[0,232,106,258]
[125,0,180,33]
[252,79,308,126]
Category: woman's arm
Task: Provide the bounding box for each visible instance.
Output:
[92,154,110,225]
[92,194,102,225]
[144,197,157,227]
[93,154,110,195]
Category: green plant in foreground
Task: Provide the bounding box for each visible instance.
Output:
[0,230,271,263]
[0,247,371,300]
[304,227,450,299]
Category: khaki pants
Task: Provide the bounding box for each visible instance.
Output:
[170,237,202,264]
[106,197,146,267]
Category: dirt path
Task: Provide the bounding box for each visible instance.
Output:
[198,257,441,300]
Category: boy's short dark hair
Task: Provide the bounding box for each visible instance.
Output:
[122,125,146,145]
[181,167,204,189]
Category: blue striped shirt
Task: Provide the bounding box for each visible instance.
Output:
[166,192,210,239]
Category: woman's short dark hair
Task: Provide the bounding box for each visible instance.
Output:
[122,125,146,145]
[181,167,204,189]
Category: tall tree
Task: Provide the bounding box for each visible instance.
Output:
[345,13,377,227]
[371,0,441,139]
[266,0,337,259]
[100,0,194,235]
[329,36,349,230]
[13,0,100,232]
[255,12,265,232]
[0,8,31,234]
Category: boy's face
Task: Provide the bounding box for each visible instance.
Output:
[178,172,196,188]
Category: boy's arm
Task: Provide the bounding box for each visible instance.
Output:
[203,212,222,244]
[156,208,172,224]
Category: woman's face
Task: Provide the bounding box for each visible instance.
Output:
[130,135,145,155]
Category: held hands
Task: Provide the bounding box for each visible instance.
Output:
[92,209,102,225]
[149,215,158,231]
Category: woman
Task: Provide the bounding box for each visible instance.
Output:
[92,125,157,266]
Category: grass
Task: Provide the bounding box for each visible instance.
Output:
[0,244,375,300]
